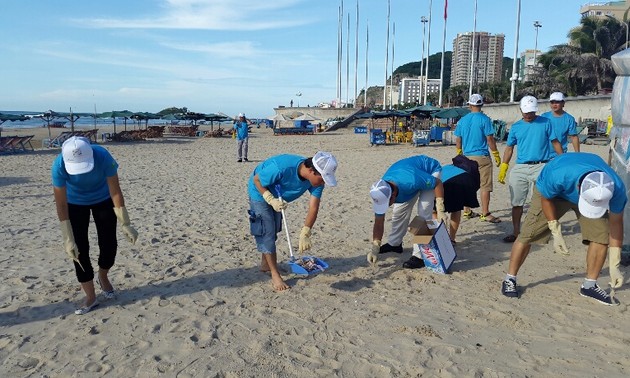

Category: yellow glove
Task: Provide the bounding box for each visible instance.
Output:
[491,150,501,167]
[298,226,312,253]
[60,220,84,271]
[368,240,380,264]
[435,197,448,225]
[262,190,288,212]
[113,207,139,244]
[456,148,463,156]
[547,220,569,256]
[498,163,509,184]
[609,247,624,289]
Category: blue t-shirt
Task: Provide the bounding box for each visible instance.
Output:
[454,112,494,156]
[536,153,627,214]
[248,154,324,202]
[541,111,578,158]
[506,116,558,163]
[51,145,119,205]
[234,121,249,140]
[441,164,466,182]
[382,155,441,203]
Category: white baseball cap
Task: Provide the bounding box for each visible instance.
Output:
[370,179,392,215]
[549,92,565,102]
[313,151,338,187]
[62,136,94,175]
[578,171,615,219]
[238,113,245,118]
[520,95,538,113]
[467,93,484,106]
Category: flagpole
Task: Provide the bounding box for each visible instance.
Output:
[438,0,447,107]
[346,12,350,106]
[364,20,369,108]
[510,0,521,102]
[469,0,478,98]
[390,22,395,109]
[423,0,433,105]
[354,0,359,107]
[383,0,390,110]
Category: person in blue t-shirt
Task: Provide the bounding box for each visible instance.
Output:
[247,151,338,291]
[454,93,502,223]
[234,113,249,162]
[498,95,563,243]
[501,153,626,306]
[367,155,444,264]
[52,136,138,315]
[540,92,580,158]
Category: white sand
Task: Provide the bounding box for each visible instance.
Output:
[1,126,628,376]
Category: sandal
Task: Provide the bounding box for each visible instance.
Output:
[74,300,99,315]
[480,213,501,223]
[462,210,480,220]
[502,234,517,243]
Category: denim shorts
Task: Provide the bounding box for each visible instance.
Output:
[248,200,283,253]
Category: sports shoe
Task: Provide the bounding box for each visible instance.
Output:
[244,158,249,162]
[379,243,403,254]
[402,256,425,269]
[501,278,519,298]
[237,159,242,162]
[580,284,619,306]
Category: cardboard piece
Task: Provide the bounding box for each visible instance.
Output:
[407,217,457,274]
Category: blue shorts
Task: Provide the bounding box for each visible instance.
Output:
[248,200,282,253]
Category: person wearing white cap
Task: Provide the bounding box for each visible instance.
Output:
[247,151,338,291]
[501,152,626,305]
[234,113,249,162]
[52,136,138,315]
[454,93,502,223]
[541,92,580,157]
[367,155,445,265]
[497,95,563,243]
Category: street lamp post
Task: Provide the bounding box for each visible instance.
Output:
[533,21,542,69]
[296,92,302,107]
[420,16,428,104]
[509,0,521,103]
[469,0,478,98]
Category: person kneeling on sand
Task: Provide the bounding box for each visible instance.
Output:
[367,155,445,266]
[52,136,138,315]
[247,151,338,291]
[501,152,626,305]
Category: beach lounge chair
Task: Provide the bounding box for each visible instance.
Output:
[17,135,34,151]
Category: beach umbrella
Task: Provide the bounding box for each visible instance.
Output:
[99,110,134,134]
[432,107,470,120]
[0,113,28,136]
[293,113,317,121]
[204,113,230,131]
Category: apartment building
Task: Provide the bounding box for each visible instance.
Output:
[580,1,630,20]
[450,32,505,87]
[399,77,441,105]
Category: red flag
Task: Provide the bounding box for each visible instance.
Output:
[444,0,448,19]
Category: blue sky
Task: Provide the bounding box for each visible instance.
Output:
[0,0,589,117]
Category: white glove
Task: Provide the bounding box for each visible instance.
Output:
[547,220,569,256]
[113,207,139,244]
[299,226,312,253]
[435,197,448,225]
[609,246,624,289]
[262,190,288,212]
[367,240,380,264]
[60,220,79,262]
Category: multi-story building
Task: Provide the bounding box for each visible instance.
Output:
[450,32,505,87]
[580,1,630,20]
[399,77,441,105]
[519,49,542,82]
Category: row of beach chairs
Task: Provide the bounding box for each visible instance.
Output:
[43,129,99,148]
[0,135,34,154]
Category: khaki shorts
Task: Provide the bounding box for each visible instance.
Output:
[517,187,610,245]
[468,155,492,192]
[508,163,545,206]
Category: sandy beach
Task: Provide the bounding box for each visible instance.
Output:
[1,125,629,377]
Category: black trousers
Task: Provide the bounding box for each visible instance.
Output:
[68,198,117,282]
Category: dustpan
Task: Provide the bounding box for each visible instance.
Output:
[276,185,329,275]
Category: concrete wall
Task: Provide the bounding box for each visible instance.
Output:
[481,95,612,125]
[273,107,359,122]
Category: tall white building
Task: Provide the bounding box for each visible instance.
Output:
[519,49,542,82]
[450,32,505,87]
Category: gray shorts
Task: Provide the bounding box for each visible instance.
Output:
[248,200,282,253]
[508,163,545,206]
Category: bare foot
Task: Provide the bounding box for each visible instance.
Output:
[271,277,290,291]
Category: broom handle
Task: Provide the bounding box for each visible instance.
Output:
[275,185,295,259]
